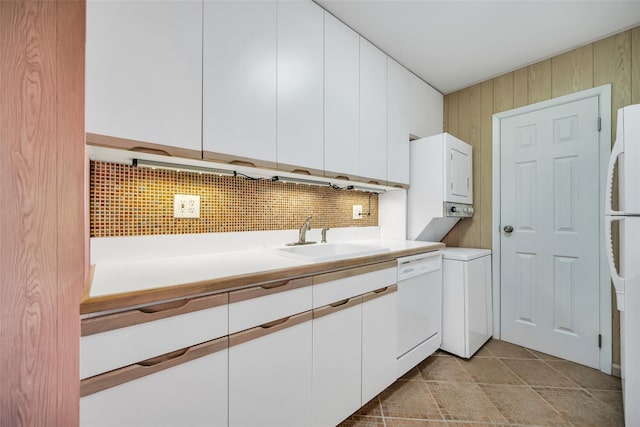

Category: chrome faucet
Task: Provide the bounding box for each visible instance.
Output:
[321,227,330,243]
[287,215,315,246]
[298,215,312,244]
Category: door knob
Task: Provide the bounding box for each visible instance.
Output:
[503,225,514,233]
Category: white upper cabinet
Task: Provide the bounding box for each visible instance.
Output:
[407,72,444,140]
[203,1,277,165]
[359,38,388,184]
[86,0,202,156]
[324,12,360,178]
[276,1,324,173]
[387,59,411,186]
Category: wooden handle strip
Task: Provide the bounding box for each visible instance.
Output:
[229,311,312,348]
[229,277,311,304]
[80,337,228,397]
[81,293,228,336]
[313,296,362,320]
[313,261,396,285]
[362,284,397,303]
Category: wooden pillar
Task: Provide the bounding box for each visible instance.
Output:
[0,1,86,425]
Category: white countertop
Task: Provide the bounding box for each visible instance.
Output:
[89,239,440,299]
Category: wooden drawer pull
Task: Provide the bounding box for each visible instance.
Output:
[330,298,350,308]
[291,169,312,175]
[81,293,228,336]
[80,337,228,397]
[137,348,189,367]
[334,175,350,181]
[138,299,189,314]
[229,159,256,167]
[259,280,291,290]
[229,311,312,348]
[260,316,290,329]
[129,146,171,156]
[229,277,311,304]
[363,284,398,303]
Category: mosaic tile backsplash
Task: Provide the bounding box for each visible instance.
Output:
[90,161,379,237]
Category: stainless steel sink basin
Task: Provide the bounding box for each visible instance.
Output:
[266,242,390,262]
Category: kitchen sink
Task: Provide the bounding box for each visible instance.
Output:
[266,242,390,262]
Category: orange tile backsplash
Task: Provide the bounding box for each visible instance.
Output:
[90,161,379,237]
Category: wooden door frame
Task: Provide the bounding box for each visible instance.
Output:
[491,85,612,373]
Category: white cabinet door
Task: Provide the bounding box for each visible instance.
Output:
[362,286,397,405]
[359,38,387,183]
[312,298,362,427]
[407,72,443,140]
[277,0,324,173]
[229,313,312,427]
[86,0,202,156]
[203,0,277,165]
[81,339,228,427]
[324,12,359,178]
[387,59,411,186]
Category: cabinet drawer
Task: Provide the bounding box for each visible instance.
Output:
[81,338,228,427]
[229,277,312,334]
[313,261,396,308]
[81,293,228,379]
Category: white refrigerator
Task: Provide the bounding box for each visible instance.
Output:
[606,103,640,427]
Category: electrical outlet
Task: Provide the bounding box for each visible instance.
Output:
[352,205,363,220]
[174,194,200,218]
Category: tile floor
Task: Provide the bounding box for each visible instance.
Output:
[340,339,623,427]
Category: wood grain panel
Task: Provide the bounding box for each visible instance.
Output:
[513,68,528,108]
[456,85,481,248]
[594,31,631,143]
[633,27,640,104]
[443,95,450,132]
[551,45,594,98]
[56,2,85,424]
[528,59,552,103]
[493,73,514,113]
[447,91,459,136]
[1,2,85,425]
[479,80,494,249]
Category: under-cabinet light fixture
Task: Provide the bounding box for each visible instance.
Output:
[272,175,331,187]
[132,159,237,177]
[350,185,386,194]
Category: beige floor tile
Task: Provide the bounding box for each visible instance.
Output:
[534,387,624,426]
[485,339,538,359]
[480,384,569,426]
[458,357,525,385]
[400,366,424,381]
[500,359,578,388]
[587,389,624,412]
[547,361,622,390]
[384,418,448,427]
[446,423,510,427]
[356,396,382,417]
[338,415,385,427]
[529,349,563,361]
[417,355,474,383]
[428,381,507,424]
[473,345,495,358]
[379,380,444,420]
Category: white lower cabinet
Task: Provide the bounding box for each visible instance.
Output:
[312,297,363,427]
[229,312,313,427]
[362,286,398,404]
[80,338,228,427]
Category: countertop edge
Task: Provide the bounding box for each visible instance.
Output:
[80,243,444,315]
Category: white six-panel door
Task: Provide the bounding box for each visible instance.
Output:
[500,96,601,368]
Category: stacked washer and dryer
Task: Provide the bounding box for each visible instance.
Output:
[407,133,493,359]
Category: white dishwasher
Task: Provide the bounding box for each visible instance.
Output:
[396,251,442,378]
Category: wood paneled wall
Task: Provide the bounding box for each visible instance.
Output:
[0,2,86,425]
[443,26,640,371]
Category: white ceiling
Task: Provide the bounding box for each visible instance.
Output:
[315,0,640,94]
